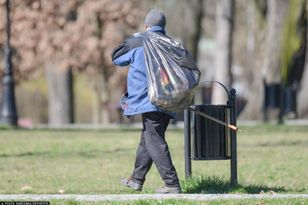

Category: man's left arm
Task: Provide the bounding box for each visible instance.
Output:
[112,35,143,67]
[111,40,132,66]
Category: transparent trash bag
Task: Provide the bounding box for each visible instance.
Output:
[136,31,201,111]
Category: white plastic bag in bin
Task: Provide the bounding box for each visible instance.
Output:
[136,31,201,111]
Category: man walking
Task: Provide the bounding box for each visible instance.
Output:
[111,9,181,194]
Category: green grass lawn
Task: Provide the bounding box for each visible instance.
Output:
[0,125,308,203]
[48,198,308,205]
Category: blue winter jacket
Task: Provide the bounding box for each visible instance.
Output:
[112,26,174,117]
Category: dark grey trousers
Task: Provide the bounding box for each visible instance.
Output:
[131,112,180,187]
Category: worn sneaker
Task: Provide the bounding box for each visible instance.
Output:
[156,186,182,194]
[120,176,142,191]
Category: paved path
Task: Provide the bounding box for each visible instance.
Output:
[0,194,308,202]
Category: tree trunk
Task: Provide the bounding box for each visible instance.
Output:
[298,0,308,117]
[240,0,290,119]
[212,0,235,104]
[239,1,264,120]
[298,61,308,117]
[91,68,110,124]
[46,64,74,125]
[190,0,204,62]
[92,77,102,124]
[262,0,289,84]
[101,69,111,124]
[191,0,204,104]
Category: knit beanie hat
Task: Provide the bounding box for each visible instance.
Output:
[144,9,166,28]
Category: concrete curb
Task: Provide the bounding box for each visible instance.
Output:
[0,194,308,202]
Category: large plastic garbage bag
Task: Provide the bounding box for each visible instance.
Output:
[136,31,201,111]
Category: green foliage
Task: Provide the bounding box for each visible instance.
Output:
[281,0,304,85]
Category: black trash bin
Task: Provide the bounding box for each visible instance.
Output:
[264,83,282,108]
[263,81,298,122]
[184,87,237,185]
[283,85,297,116]
[191,105,231,160]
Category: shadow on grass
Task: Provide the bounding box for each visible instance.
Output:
[0,147,135,159]
[0,151,50,158]
[182,176,288,194]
